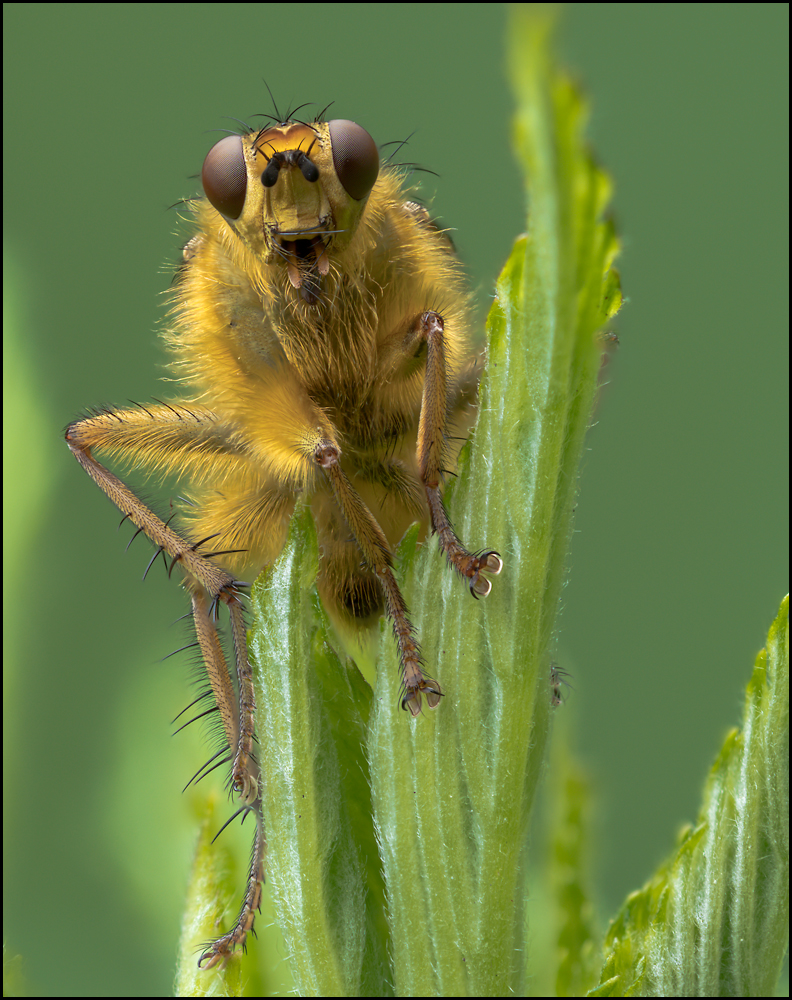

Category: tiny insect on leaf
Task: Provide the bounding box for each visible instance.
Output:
[66,107,501,965]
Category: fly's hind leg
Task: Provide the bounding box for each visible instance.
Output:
[197,800,266,969]
[187,589,258,805]
[66,407,263,961]
[187,589,265,967]
[66,407,259,804]
[413,310,503,598]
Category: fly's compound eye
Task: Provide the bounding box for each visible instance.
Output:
[327,119,379,201]
[202,135,248,219]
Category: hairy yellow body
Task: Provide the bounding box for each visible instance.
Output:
[177,170,473,615]
[67,113,500,965]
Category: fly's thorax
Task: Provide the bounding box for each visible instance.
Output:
[169,183,477,451]
[171,120,476,442]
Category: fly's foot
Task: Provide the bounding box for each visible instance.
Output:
[466,550,503,598]
[197,812,264,970]
[198,919,254,970]
[401,676,443,716]
[232,768,259,805]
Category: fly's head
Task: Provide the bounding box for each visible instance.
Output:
[201,119,380,304]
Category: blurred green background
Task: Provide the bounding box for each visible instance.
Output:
[4,3,787,996]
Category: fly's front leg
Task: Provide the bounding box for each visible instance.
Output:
[314,442,441,715]
[65,410,258,803]
[414,310,503,596]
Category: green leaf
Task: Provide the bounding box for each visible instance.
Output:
[176,793,244,998]
[3,945,31,998]
[249,507,392,997]
[591,595,789,997]
[367,8,622,996]
[550,753,602,998]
